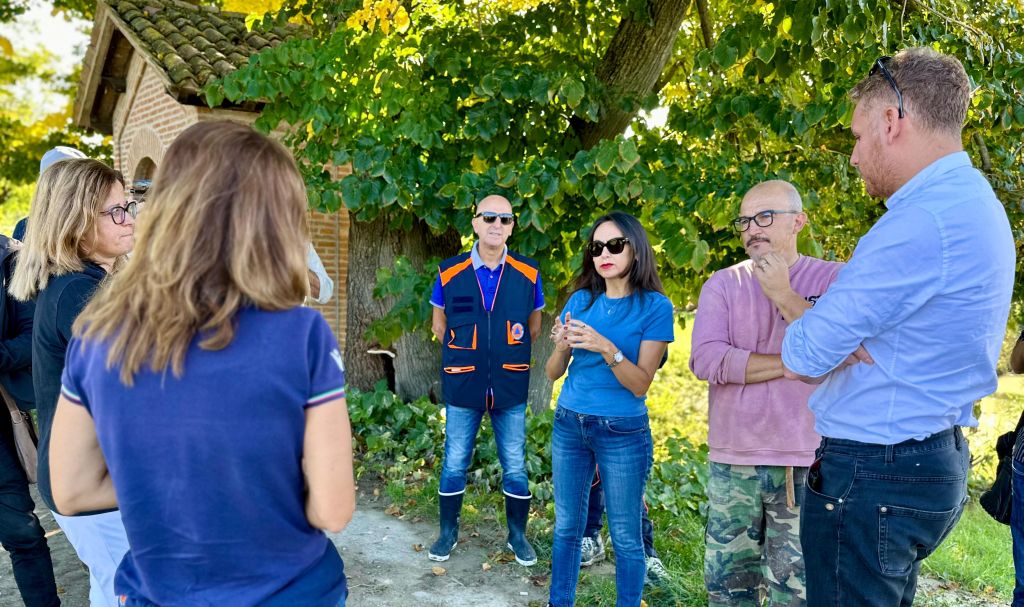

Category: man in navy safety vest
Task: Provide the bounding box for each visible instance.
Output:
[428,194,543,566]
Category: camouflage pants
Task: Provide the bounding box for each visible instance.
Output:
[704,462,808,607]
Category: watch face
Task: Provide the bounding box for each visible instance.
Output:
[614,351,624,362]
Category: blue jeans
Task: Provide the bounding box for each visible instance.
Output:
[0,421,59,607]
[1012,459,1024,607]
[801,427,968,607]
[438,403,529,497]
[549,406,653,607]
[584,472,658,558]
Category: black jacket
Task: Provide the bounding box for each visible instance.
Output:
[0,235,35,410]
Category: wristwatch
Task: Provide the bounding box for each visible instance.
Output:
[607,350,624,368]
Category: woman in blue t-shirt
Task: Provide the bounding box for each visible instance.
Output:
[46,121,355,607]
[545,211,674,607]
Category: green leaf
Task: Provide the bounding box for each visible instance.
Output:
[595,145,618,176]
[618,139,640,172]
[518,175,537,197]
[690,240,710,271]
[561,79,585,109]
[438,182,459,198]
[755,42,776,64]
[713,44,739,69]
[495,164,517,188]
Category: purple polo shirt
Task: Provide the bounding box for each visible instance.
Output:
[431,243,544,312]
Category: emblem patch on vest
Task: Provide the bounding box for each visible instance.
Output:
[511,322,525,340]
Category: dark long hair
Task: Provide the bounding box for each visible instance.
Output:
[573,211,664,310]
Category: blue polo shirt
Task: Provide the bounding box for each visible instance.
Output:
[431,243,544,312]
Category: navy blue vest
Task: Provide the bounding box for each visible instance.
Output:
[438,251,538,410]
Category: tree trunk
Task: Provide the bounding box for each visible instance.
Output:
[343,213,459,398]
[527,312,557,415]
[393,228,460,403]
[572,0,693,150]
[527,291,572,415]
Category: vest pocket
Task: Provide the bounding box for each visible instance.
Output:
[501,363,530,372]
[443,365,477,374]
[447,323,477,350]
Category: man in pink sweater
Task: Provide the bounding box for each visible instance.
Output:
[690,180,843,607]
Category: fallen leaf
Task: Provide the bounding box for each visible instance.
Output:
[412,544,424,552]
[373,487,380,497]
[640,601,648,607]
[481,562,492,571]
[495,552,516,564]
[470,531,480,537]
[384,505,402,516]
[406,498,417,506]
[529,574,549,586]
[432,566,447,576]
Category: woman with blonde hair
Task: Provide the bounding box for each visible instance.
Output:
[10,157,135,607]
[48,120,355,606]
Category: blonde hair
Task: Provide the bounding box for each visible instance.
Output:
[10,158,125,301]
[75,121,310,385]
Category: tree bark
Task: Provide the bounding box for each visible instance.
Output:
[393,228,460,403]
[343,213,459,398]
[572,0,693,150]
[527,291,571,415]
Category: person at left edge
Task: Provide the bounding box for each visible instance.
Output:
[427,194,544,566]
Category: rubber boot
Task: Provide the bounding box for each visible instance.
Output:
[428,493,463,561]
[505,494,537,566]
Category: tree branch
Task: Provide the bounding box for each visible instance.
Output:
[696,0,713,50]
[571,0,694,150]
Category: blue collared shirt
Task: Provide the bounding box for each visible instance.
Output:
[782,152,1015,444]
[430,243,544,312]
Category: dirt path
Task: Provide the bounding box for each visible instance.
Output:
[0,486,548,607]
[0,485,1005,607]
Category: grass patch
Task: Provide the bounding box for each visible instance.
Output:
[922,503,1014,599]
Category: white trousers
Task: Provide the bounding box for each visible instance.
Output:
[52,509,130,607]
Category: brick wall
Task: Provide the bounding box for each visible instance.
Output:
[110,54,350,345]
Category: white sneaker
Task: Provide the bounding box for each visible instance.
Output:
[579,534,605,567]
[645,555,668,586]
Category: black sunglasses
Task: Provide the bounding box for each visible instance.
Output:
[869,56,905,119]
[475,211,515,225]
[99,200,140,225]
[588,237,630,257]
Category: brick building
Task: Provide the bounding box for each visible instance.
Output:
[72,0,349,343]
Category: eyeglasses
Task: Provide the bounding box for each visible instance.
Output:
[99,200,140,225]
[731,210,800,232]
[475,211,515,225]
[588,237,630,257]
[869,56,905,119]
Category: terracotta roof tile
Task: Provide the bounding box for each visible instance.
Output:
[103,0,301,102]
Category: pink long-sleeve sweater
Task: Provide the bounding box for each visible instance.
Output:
[689,255,843,466]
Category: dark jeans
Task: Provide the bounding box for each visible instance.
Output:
[0,416,60,607]
[801,427,968,607]
[584,473,658,558]
[1012,459,1024,607]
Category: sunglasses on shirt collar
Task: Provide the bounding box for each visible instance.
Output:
[475,211,515,225]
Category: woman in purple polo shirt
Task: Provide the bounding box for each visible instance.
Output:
[46,121,355,606]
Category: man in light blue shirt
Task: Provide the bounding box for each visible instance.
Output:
[774,48,1015,605]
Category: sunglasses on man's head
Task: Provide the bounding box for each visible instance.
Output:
[588,237,630,258]
[869,56,905,119]
[475,211,515,225]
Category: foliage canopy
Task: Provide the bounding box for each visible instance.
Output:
[215,0,1023,341]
